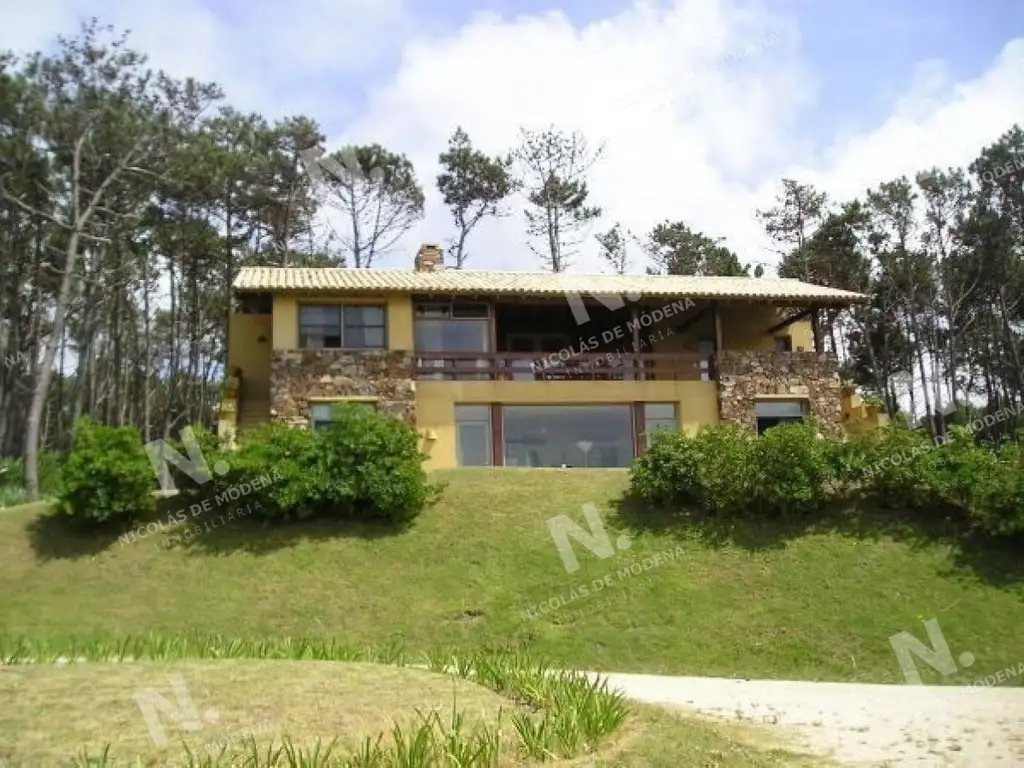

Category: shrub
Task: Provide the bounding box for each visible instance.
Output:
[632,413,1024,536]
[315,403,432,523]
[973,442,1024,535]
[748,420,833,516]
[160,424,230,500]
[628,430,702,507]
[221,405,433,524]
[855,424,935,508]
[55,417,155,527]
[691,423,757,516]
[220,421,325,520]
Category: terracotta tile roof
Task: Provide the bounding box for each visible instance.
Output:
[233,267,868,305]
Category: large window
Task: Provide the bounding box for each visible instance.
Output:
[643,403,678,448]
[503,405,634,467]
[455,405,492,466]
[415,301,490,379]
[755,399,807,434]
[299,304,386,349]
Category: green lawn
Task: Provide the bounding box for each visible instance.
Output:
[1,469,1022,685]
[0,658,813,766]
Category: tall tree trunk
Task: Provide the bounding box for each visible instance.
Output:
[24,231,82,499]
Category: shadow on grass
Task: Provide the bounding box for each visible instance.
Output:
[609,494,1024,588]
[26,495,419,560]
[25,512,128,561]
[165,509,417,556]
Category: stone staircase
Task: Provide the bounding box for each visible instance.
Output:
[217,370,272,447]
[841,386,889,434]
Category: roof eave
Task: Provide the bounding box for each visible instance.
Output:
[231,282,868,306]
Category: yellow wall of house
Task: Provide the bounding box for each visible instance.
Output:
[415,380,720,469]
[789,318,813,351]
[271,293,414,350]
[718,304,812,352]
[266,292,817,355]
[644,303,815,354]
[228,314,273,400]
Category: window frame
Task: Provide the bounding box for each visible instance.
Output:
[641,402,679,449]
[501,404,635,468]
[298,303,387,350]
[755,399,808,435]
[454,404,493,466]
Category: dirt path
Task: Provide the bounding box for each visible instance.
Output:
[596,672,1024,766]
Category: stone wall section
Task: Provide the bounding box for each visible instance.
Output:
[716,350,843,432]
[270,350,415,427]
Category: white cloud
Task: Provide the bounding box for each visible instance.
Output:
[3,0,1022,274]
[341,2,1023,273]
[0,0,411,122]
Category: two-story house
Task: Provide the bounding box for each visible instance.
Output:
[224,244,868,469]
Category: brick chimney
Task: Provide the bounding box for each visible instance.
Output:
[415,244,444,272]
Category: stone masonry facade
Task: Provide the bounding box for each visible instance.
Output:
[716,350,844,433]
[270,350,416,427]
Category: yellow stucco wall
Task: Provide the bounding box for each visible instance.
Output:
[644,303,814,354]
[228,314,273,401]
[717,303,813,352]
[789,318,813,351]
[271,293,414,351]
[415,380,719,469]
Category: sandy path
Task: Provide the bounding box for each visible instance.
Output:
[595,672,1024,766]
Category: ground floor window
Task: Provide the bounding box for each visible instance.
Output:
[309,400,377,429]
[503,405,635,467]
[642,403,679,448]
[755,399,807,434]
[455,405,492,466]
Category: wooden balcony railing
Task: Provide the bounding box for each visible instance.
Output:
[413,352,715,382]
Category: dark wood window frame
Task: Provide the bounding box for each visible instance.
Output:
[298,303,387,350]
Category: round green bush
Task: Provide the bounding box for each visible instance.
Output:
[748,420,832,516]
[691,423,757,516]
[629,430,702,507]
[56,417,156,527]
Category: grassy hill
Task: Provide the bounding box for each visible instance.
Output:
[1,469,1022,685]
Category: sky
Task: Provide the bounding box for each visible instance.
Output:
[1,0,1022,275]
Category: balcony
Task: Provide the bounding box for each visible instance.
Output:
[413,351,713,382]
